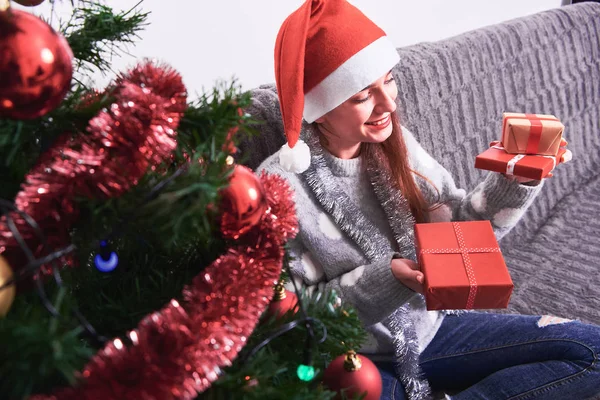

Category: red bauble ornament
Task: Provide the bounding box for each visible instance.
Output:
[323,351,382,400]
[11,0,46,6]
[220,165,268,239]
[266,281,298,318]
[0,9,73,119]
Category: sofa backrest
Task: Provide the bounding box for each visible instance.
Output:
[391,2,600,246]
[240,3,600,247]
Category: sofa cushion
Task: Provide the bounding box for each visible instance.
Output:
[501,173,600,323]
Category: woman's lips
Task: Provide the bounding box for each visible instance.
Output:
[365,114,391,129]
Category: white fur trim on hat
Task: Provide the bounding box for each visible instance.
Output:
[303,36,400,123]
[279,139,311,173]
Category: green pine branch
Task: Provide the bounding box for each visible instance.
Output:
[0,287,93,399]
[62,1,149,77]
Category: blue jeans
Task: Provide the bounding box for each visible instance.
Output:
[378,313,600,400]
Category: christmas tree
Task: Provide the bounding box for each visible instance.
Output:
[0,1,377,399]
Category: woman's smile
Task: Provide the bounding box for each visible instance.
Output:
[365,114,391,129]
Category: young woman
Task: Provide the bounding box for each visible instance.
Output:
[254,1,600,399]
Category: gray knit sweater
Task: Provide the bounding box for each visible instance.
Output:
[256,118,542,399]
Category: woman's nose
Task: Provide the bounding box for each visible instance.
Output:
[374,88,397,114]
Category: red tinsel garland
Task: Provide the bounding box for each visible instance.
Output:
[0,61,187,275]
[31,173,298,399]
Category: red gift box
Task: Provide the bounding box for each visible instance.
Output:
[414,221,513,311]
[475,142,567,180]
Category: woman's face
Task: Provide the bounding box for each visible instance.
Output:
[315,70,398,146]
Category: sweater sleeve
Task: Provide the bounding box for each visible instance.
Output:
[438,171,541,240]
[402,126,543,241]
[286,235,417,326]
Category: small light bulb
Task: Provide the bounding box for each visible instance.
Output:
[296,364,315,381]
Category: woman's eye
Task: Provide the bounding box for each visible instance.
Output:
[353,77,394,103]
[355,94,370,103]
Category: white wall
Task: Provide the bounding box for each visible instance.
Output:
[19,0,561,95]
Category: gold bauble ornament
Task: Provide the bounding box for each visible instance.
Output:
[0,255,16,316]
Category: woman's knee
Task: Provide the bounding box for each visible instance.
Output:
[575,322,600,372]
[542,319,599,369]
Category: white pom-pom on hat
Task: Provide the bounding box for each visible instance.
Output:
[279,139,311,173]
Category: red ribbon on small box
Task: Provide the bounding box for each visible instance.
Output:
[419,222,501,309]
[502,113,559,155]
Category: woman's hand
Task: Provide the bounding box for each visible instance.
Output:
[390,258,424,294]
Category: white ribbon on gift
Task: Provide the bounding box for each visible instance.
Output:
[491,144,556,175]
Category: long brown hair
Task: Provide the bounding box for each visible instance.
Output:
[362,113,440,223]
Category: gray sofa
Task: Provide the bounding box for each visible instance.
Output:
[240,3,600,326]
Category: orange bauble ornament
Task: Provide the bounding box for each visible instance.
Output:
[323,350,382,400]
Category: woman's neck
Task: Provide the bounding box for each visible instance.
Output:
[317,127,361,159]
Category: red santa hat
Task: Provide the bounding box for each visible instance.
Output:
[274,0,400,172]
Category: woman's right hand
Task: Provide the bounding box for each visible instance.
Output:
[390,258,424,294]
